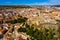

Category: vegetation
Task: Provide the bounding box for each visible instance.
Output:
[56,20,60,24]
[6,16,60,40]
[17,22,60,40]
[6,17,28,24]
[56,20,60,39]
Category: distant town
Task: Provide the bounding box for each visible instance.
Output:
[0,5,60,40]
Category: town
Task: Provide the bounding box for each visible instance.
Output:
[0,5,60,40]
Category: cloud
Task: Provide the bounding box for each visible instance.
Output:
[49,0,60,2]
[49,0,60,4]
[26,0,60,5]
[26,2,56,5]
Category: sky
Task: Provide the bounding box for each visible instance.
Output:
[0,0,60,5]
